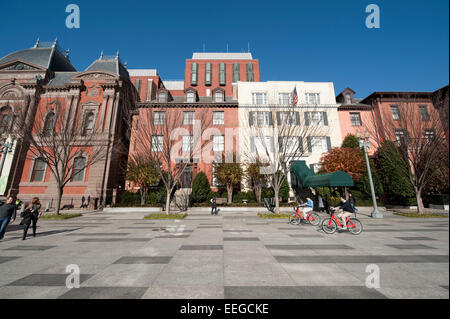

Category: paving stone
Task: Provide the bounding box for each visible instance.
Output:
[75,238,150,242]
[7,274,93,286]
[180,245,223,250]
[386,244,437,250]
[274,255,449,263]
[224,286,387,299]
[288,234,324,238]
[0,256,21,264]
[266,244,353,250]
[224,237,259,241]
[396,237,437,241]
[142,285,224,299]
[113,256,172,264]
[66,233,130,236]
[58,287,148,299]
[4,245,57,251]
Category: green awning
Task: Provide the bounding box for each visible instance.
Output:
[291,160,354,188]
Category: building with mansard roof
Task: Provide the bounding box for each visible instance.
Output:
[0,39,137,207]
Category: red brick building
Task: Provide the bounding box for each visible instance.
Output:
[0,40,136,207]
[128,52,260,190]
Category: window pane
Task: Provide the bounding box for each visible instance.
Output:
[31,158,46,182]
[72,157,86,181]
[213,111,224,125]
[154,112,165,125]
[279,93,290,105]
[213,135,224,152]
[252,93,267,105]
[306,93,320,105]
[391,106,400,120]
[183,112,195,125]
[350,112,361,126]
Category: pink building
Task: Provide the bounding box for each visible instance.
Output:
[336,88,379,155]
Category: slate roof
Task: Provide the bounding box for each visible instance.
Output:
[46,72,77,87]
[85,57,129,78]
[0,47,76,72]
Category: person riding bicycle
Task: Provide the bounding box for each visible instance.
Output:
[298,197,314,220]
[332,196,355,230]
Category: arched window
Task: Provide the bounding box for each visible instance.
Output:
[0,107,12,135]
[43,112,56,136]
[31,158,46,182]
[72,156,86,181]
[83,112,95,135]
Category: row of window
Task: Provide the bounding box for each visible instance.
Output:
[149,111,225,126]
[148,135,332,154]
[395,129,436,144]
[191,62,254,86]
[30,157,86,182]
[248,111,329,126]
[390,105,430,121]
[251,92,321,105]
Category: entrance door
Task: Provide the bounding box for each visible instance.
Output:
[181,166,193,188]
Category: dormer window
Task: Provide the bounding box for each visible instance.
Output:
[345,93,352,104]
[187,92,195,103]
[214,91,224,103]
[185,88,197,103]
[157,89,170,103]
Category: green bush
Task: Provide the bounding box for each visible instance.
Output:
[233,191,257,203]
[261,188,274,199]
[377,141,416,205]
[120,191,141,205]
[192,172,211,203]
[341,134,360,149]
[280,179,290,202]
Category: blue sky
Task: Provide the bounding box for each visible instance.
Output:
[1,0,448,97]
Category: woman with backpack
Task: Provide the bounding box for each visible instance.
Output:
[21,197,42,240]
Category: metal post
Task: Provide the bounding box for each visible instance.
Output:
[360,134,383,219]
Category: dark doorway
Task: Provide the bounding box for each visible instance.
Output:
[181,166,193,188]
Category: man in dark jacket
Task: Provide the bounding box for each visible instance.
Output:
[0,196,17,240]
[333,197,355,230]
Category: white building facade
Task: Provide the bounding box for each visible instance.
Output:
[236,81,342,199]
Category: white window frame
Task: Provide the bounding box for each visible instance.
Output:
[151,135,164,152]
[213,111,225,125]
[182,135,193,152]
[278,93,291,105]
[252,93,267,105]
[305,93,320,105]
[186,92,195,103]
[391,105,400,120]
[183,111,195,125]
[153,111,165,125]
[212,135,225,152]
[309,111,324,126]
[311,137,328,153]
[350,112,362,126]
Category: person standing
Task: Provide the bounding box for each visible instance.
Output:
[0,196,17,241]
[318,195,325,212]
[22,197,42,240]
[210,196,217,215]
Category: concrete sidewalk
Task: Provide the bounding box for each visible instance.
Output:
[0,207,448,299]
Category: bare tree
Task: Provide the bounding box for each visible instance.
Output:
[134,107,211,215]
[13,99,106,214]
[241,103,329,213]
[376,95,448,213]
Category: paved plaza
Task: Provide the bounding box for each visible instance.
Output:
[0,208,448,299]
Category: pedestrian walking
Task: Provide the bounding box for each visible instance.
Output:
[210,196,218,215]
[0,196,17,241]
[21,197,42,240]
[348,192,358,214]
[81,196,86,208]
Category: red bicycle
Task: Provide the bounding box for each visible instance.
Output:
[321,207,363,235]
[289,206,320,226]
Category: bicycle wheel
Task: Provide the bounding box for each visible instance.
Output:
[322,218,337,234]
[347,218,363,235]
[308,213,321,226]
[289,213,300,225]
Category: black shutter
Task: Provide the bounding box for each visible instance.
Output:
[249,112,254,126]
[298,136,303,153]
[276,112,281,125]
[279,136,284,152]
[295,112,300,125]
[250,137,255,152]
[305,112,310,126]
[323,112,328,126]
[326,136,332,151]
[268,112,273,125]
[307,136,312,152]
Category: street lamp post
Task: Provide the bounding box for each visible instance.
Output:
[357,130,383,219]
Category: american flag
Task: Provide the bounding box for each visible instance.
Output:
[291,86,298,106]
